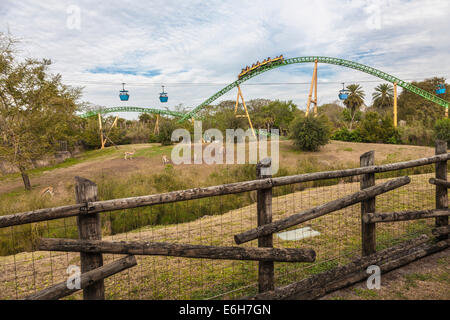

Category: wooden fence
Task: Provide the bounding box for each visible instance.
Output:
[0,141,448,300]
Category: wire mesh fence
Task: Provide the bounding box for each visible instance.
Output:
[0,160,442,300]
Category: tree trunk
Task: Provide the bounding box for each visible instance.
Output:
[19,166,31,191]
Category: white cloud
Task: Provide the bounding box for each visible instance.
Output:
[1,0,449,118]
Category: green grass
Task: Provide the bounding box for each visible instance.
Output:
[0,147,120,182]
[353,288,379,299]
[404,273,433,289]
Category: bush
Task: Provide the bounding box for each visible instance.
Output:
[289,115,330,151]
[331,127,363,142]
[157,120,178,146]
[434,118,450,145]
[358,112,400,144]
[398,122,434,146]
[148,133,159,143]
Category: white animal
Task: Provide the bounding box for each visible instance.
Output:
[162,155,171,165]
[124,149,136,160]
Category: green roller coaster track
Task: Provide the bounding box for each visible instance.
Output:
[179,56,449,122]
[80,106,186,119]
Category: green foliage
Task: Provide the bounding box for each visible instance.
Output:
[398,121,434,146]
[317,103,345,128]
[289,115,330,151]
[0,33,82,189]
[157,119,178,146]
[434,118,450,144]
[343,84,365,129]
[358,112,400,144]
[124,122,151,144]
[331,127,363,142]
[372,83,394,111]
[250,100,298,135]
[332,112,400,144]
[398,77,448,127]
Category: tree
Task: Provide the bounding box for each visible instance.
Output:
[318,103,345,129]
[261,100,297,135]
[434,118,450,145]
[138,113,152,124]
[372,83,393,112]
[0,33,82,190]
[289,115,330,151]
[343,84,365,130]
[157,118,178,146]
[398,77,447,127]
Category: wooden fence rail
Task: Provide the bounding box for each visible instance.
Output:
[363,209,450,223]
[1,141,448,300]
[37,238,316,262]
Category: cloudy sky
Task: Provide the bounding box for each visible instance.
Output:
[1,0,449,118]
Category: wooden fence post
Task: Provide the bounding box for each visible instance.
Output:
[360,151,376,256]
[257,158,274,293]
[75,176,105,300]
[435,140,448,240]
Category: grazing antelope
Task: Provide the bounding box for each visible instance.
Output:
[124,149,136,160]
[40,186,54,198]
[162,155,171,165]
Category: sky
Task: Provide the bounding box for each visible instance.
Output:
[1,0,449,119]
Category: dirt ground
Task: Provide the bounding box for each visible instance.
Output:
[321,248,450,300]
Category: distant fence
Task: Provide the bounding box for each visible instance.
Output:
[0,141,448,300]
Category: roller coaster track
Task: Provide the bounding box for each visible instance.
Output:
[80,106,186,119]
[179,56,449,122]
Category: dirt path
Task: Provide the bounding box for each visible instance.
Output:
[321,248,450,300]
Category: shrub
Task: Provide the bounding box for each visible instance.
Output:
[358,112,400,144]
[434,118,450,145]
[331,127,363,142]
[148,133,159,143]
[289,115,330,151]
[157,120,178,146]
[398,121,434,146]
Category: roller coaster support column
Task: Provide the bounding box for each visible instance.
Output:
[154,114,160,135]
[235,86,256,138]
[306,59,318,117]
[98,114,106,149]
[393,82,398,128]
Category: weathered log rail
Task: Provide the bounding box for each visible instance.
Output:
[38,238,316,262]
[0,141,448,300]
[363,209,450,223]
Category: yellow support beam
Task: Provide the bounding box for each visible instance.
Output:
[153,114,160,135]
[306,59,318,116]
[98,113,106,149]
[393,82,398,128]
[235,85,256,138]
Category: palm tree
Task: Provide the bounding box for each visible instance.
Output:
[372,83,393,111]
[343,84,365,129]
